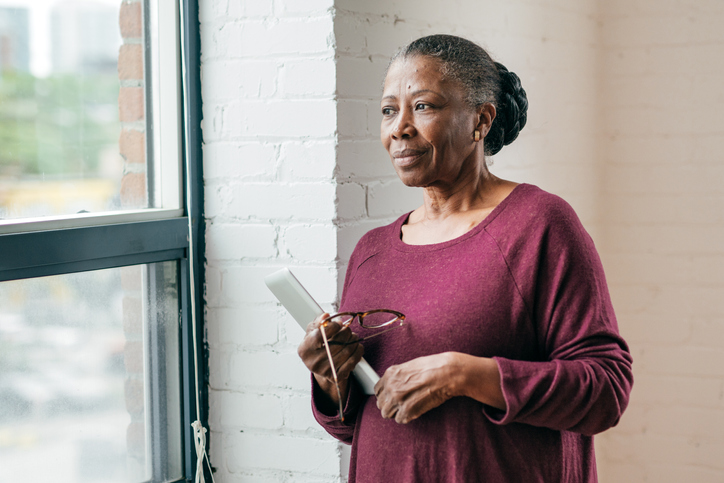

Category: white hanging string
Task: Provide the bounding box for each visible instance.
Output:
[178,1,214,482]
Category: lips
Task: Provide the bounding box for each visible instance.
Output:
[392,148,427,167]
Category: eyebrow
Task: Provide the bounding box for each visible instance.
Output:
[381,89,442,101]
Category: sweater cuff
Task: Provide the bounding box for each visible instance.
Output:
[311,374,363,426]
[481,357,519,425]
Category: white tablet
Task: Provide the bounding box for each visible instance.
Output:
[264,268,379,395]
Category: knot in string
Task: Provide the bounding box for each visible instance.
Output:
[192,420,213,483]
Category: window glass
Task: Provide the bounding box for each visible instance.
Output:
[0,0,178,222]
[0,262,182,482]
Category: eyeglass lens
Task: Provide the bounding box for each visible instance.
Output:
[326,311,401,328]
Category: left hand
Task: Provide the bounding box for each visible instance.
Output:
[374,352,460,424]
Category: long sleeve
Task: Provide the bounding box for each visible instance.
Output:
[483,195,633,436]
[310,371,366,444]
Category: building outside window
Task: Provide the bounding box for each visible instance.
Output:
[0,1,204,482]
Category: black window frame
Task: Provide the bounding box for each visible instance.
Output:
[0,0,206,481]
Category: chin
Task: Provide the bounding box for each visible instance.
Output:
[391,162,435,188]
[396,174,429,188]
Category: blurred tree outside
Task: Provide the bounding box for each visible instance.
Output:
[0,70,120,179]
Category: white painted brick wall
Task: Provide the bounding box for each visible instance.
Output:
[202,0,724,481]
[201,0,344,480]
[596,2,724,480]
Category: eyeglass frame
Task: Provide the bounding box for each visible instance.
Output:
[318,309,405,421]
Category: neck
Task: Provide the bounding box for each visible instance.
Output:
[420,161,498,220]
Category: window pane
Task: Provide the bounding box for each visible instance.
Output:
[0,262,182,482]
[0,0,178,221]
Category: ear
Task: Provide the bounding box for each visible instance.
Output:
[475,103,496,138]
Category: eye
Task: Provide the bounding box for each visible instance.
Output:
[381,107,395,116]
[415,102,430,111]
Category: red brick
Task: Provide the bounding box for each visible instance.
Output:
[118,43,143,80]
[119,87,145,122]
[119,1,142,39]
[119,129,145,164]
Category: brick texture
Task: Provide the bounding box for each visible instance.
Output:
[118,0,146,211]
[201,3,342,481]
[119,129,145,165]
[201,0,724,481]
[119,1,142,39]
[118,87,144,122]
[118,44,143,80]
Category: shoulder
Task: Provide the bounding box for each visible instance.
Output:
[485,184,595,260]
[347,214,406,267]
[342,214,406,295]
[513,184,579,221]
[489,184,586,237]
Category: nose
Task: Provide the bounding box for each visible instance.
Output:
[391,108,415,139]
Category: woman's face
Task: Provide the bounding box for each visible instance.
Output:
[380,55,483,189]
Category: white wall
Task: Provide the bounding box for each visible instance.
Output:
[595,2,724,481]
[200,0,724,481]
[200,1,344,481]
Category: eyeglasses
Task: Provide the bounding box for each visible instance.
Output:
[318,309,405,421]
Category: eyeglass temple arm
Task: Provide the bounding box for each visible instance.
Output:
[319,324,346,421]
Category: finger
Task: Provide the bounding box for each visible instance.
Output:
[324,327,361,361]
[394,396,420,424]
[301,318,347,355]
[374,378,385,398]
[311,335,359,381]
[377,395,398,420]
[374,379,398,420]
[301,332,357,380]
[326,329,360,351]
[374,364,396,397]
[305,313,330,335]
[333,343,364,380]
[320,320,348,340]
[328,325,358,342]
[309,353,336,379]
[324,338,362,381]
[396,386,448,425]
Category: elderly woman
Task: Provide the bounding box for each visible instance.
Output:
[298,34,633,482]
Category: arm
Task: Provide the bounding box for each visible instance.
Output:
[483,200,633,435]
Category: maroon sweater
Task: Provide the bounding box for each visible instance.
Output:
[312,184,633,482]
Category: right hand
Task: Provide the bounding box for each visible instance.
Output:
[297,313,364,388]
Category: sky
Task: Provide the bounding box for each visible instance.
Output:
[0,0,120,76]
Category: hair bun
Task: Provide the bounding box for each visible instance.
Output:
[487,62,528,155]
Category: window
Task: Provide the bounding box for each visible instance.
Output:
[0,1,204,482]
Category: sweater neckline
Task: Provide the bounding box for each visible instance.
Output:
[391,183,530,253]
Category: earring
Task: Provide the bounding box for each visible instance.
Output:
[474,130,481,142]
